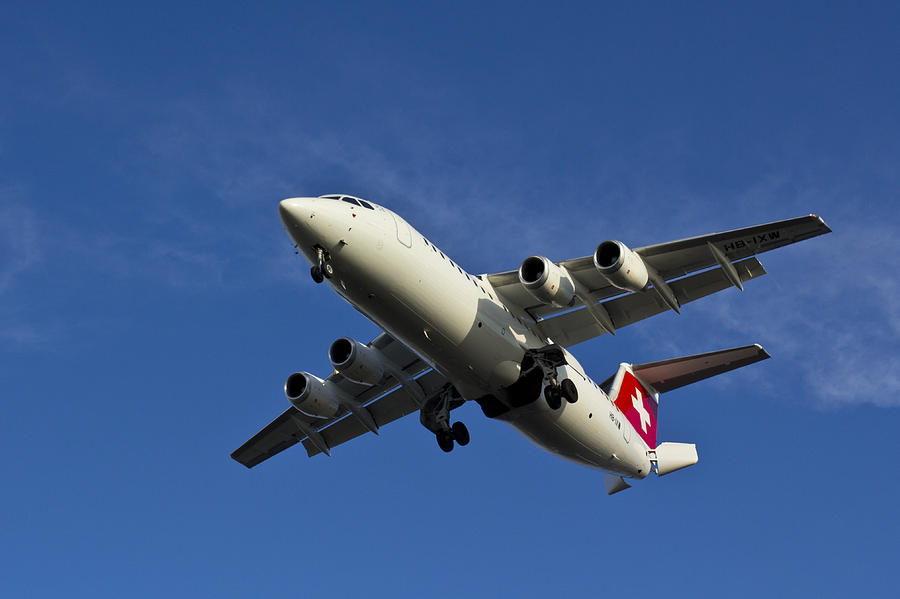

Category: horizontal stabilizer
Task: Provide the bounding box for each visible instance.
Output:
[632,344,770,393]
[653,442,699,476]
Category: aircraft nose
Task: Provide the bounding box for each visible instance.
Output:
[278,197,314,227]
[279,196,348,250]
[278,197,321,246]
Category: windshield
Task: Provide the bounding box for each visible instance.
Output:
[318,194,375,210]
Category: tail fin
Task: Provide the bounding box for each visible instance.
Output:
[606,366,660,449]
[605,344,770,449]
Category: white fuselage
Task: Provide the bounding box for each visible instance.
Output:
[280,196,651,479]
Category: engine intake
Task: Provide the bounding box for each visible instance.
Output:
[328,337,385,385]
[518,256,575,307]
[593,240,649,292]
[284,372,341,418]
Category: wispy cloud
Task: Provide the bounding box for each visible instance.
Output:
[0,187,47,349]
[633,210,900,409]
[0,188,40,294]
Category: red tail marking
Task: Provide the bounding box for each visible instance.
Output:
[613,370,658,449]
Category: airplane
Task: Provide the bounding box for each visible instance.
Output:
[231,194,830,494]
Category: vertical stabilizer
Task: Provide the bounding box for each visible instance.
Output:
[607,365,659,449]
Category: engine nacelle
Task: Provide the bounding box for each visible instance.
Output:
[328,337,384,385]
[518,255,576,307]
[284,372,341,418]
[593,240,650,292]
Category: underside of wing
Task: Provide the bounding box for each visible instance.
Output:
[539,258,766,347]
[302,369,449,458]
[635,214,831,279]
[484,215,829,347]
[231,333,443,468]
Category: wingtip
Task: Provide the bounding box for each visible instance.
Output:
[753,343,772,359]
[810,214,832,233]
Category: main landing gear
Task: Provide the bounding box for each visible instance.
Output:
[436,422,470,453]
[523,345,578,410]
[420,385,469,452]
[310,246,334,284]
[544,379,578,410]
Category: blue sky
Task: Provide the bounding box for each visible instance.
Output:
[2,2,899,596]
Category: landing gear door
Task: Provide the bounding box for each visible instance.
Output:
[392,214,413,248]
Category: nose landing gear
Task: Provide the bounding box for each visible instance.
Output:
[310,246,334,284]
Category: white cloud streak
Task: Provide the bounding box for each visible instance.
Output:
[0,188,47,349]
[0,190,40,294]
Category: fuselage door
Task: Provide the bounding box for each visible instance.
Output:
[392,213,413,248]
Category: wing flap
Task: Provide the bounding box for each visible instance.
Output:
[632,344,770,393]
[540,257,765,347]
[303,369,449,457]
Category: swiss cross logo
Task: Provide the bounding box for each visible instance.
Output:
[631,390,651,433]
[614,370,658,448]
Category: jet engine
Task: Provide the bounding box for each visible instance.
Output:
[518,256,576,307]
[284,372,341,418]
[329,337,384,385]
[593,240,650,292]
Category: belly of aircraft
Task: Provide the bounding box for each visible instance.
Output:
[504,366,651,478]
[332,229,529,393]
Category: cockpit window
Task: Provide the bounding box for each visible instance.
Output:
[318,194,375,209]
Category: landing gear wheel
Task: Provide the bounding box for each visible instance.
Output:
[323,262,334,279]
[310,265,324,284]
[561,379,578,403]
[451,421,470,446]
[436,429,455,452]
[545,385,562,410]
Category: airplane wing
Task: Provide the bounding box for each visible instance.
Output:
[486,215,830,345]
[538,257,766,346]
[231,333,445,467]
[302,369,448,458]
